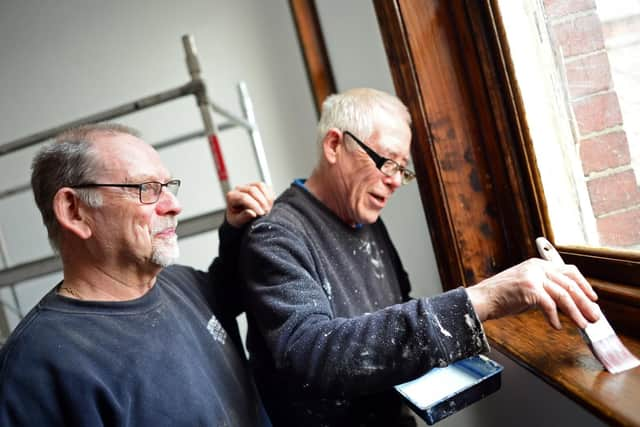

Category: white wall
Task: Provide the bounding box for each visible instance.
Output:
[314,1,605,427]
[0,1,606,426]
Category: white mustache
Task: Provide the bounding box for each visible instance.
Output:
[151,217,178,235]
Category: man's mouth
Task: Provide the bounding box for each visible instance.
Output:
[152,218,178,238]
[370,193,387,207]
[155,227,176,236]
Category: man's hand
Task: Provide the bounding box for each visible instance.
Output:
[466,258,600,330]
[225,182,274,228]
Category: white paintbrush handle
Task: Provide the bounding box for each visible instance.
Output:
[535,237,564,265]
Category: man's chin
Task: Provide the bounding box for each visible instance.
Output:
[357,210,382,225]
[151,244,180,267]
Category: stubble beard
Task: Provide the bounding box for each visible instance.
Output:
[150,217,179,267]
[151,235,179,267]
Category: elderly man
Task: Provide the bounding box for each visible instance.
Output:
[239,88,600,426]
[0,123,273,426]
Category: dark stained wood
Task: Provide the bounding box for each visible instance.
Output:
[373,0,464,289]
[288,0,337,116]
[563,249,640,287]
[485,311,640,427]
[590,278,640,340]
[456,0,545,256]
[375,0,542,288]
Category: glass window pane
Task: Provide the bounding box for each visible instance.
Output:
[496,0,640,253]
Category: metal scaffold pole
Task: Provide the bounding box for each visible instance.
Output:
[238,81,272,187]
[182,35,232,196]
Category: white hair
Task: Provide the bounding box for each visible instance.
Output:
[315,88,411,149]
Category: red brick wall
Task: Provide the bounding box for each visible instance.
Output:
[544,0,639,247]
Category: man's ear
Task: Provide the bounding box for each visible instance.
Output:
[322,128,342,165]
[52,188,93,240]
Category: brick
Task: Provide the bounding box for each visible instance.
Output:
[543,0,596,19]
[587,170,640,215]
[572,91,623,136]
[597,208,640,247]
[551,13,605,58]
[565,51,613,99]
[580,131,631,174]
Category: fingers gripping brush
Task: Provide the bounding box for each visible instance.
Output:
[536,237,640,374]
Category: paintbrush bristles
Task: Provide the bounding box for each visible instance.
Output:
[581,316,640,374]
[590,336,640,375]
[535,237,640,374]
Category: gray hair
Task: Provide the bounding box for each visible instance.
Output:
[31,122,141,250]
[315,88,411,148]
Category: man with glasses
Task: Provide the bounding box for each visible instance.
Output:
[0,123,273,426]
[238,88,599,426]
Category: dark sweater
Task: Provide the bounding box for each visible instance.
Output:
[240,183,489,427]
[0,222,270,427]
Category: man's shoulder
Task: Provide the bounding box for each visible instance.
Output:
[263,184,326,224]
[159,264,198,279]
[0,305,67,372]
[157,264,208,297]
[246,188,306,229]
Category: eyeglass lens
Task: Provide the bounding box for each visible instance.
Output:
[140,181,180,204]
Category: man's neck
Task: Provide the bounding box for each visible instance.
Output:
[60,258,159,301]
[305,169,357,228]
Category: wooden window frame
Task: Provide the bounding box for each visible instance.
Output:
[288,0,337,116]
[370,0,640,338]
[290,1,640,425]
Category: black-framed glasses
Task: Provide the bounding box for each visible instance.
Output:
[343,131,415,185]
[70,179,181,204]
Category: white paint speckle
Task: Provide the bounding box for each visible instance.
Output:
[206,316,227,344]
[359,240,372,255]
[433,315,453,338]
[464,313,475,330]
[322,280,332,300]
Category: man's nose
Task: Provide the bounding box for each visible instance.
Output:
[383,169,403,190]
[156,189,182,216]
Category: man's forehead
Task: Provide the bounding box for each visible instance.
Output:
[370,130,411,162]
[92,133,170,180]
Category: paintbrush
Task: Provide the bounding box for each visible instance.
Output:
[535,237,640,374]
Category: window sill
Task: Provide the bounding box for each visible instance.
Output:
[484,310,640,427]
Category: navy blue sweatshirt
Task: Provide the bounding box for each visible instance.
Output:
[240,183,489,427]
[0,222,271,427]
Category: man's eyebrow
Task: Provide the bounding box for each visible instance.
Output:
[384,148,410,165]
[126,174,171,182]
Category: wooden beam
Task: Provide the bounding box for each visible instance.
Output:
[288,0,337,116]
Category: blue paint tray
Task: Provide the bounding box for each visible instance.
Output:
[395,355,503,425]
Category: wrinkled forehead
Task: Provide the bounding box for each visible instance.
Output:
[91,132,170,181]
[370,112,412,161]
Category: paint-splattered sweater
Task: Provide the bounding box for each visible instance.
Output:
[240,182,490,427]
[0,222,271,427]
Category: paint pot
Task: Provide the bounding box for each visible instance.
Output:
[395,355,503,425]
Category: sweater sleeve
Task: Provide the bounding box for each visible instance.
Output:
[207,219,245,319]
[199,219,248,355]
[240,220,489,398]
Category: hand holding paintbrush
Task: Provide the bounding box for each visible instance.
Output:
[535,237,640,374]
[465,237,638,373]
[466,251,600,330]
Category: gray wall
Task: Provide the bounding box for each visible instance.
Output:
[0,1,605,426]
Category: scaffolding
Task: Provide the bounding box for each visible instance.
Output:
[0,34,271,339]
